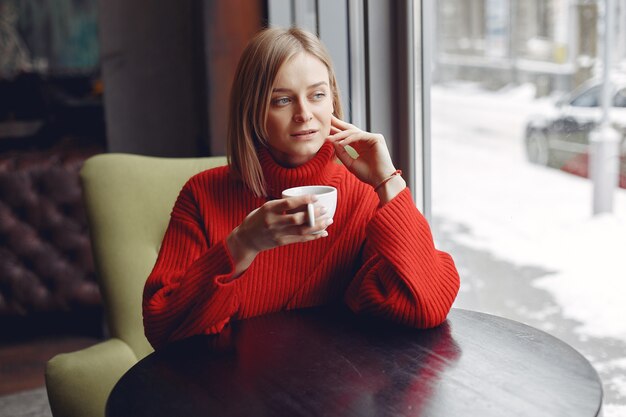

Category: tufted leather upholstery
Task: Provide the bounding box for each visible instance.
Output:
[0,144,102,315]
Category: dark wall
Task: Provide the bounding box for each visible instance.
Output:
[98,1,264,157]
[203,0,265,156]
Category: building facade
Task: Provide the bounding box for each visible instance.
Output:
[434,0,626,95]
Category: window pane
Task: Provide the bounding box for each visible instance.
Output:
[570,85,600,107]
[424,1,626,412]
[614,88,626,108]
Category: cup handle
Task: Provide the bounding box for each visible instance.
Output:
[306,203,315,228]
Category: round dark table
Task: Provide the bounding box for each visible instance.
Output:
[107,307,603,417]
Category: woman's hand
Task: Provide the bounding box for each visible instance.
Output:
[327,115,405,203]
[226,195,331,277]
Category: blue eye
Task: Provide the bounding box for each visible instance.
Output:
[313,92,326,100]
[274,97,291,106]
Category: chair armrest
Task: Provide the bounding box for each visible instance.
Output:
[45,338,138,417]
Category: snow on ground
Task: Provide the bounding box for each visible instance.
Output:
[534,214,626,339]
[431,82,626,414]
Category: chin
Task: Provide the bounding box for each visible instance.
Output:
[284,147,320,167]
[270,139,326,167]
[301,142,325,155]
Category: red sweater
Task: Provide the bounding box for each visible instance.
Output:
[143,143,460,349]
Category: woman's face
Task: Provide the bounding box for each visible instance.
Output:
[265,53,334,167]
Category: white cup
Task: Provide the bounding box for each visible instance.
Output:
[282,185,337,230]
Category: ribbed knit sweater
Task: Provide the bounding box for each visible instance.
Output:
[143,142,460,349]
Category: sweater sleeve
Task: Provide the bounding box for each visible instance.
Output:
[344,188,460,328]
[142,184,240,349]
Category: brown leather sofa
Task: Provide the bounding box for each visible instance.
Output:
[0,140,102,325]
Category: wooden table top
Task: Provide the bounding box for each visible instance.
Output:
[107,307,602,417]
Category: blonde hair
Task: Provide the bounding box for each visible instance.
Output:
[227,27,344,197]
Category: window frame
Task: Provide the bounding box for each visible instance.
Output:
[267,0,431,216]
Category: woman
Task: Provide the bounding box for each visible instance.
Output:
[143,27,460,349]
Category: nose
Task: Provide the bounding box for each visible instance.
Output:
[293,98,312,123]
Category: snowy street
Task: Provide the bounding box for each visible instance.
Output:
[431,83,626,416]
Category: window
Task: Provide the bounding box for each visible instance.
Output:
[570,85,600,107]
[614,88,626,107]
[419,0,626,413]
[269,4,626,411]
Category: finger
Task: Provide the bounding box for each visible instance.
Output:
[333,142,356,166]
[277,231,329,246]
[331,130,383,147]
[331,115,355,130]
[328,125,342,135]
[271,195,317,213]
[274,206,327,226]
[333,133,380,151]
[278,218,333,239]
[280,215,332,235]
[327,128,361,143]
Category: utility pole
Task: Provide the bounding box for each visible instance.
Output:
[590,0,620,215]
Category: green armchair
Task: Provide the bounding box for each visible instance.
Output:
[45,153,226,417]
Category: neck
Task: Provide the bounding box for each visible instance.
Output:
[258,142,339,198]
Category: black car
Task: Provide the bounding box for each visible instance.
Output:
[524,77,626,188]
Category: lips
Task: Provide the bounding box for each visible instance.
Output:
[291,129,318,137]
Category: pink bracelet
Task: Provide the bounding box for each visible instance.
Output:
[373,169,402,191]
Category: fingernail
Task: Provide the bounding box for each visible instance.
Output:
[326,219,334,226]
[322,231,329,237]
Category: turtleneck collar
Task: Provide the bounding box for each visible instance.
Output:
[258,142,339,198]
